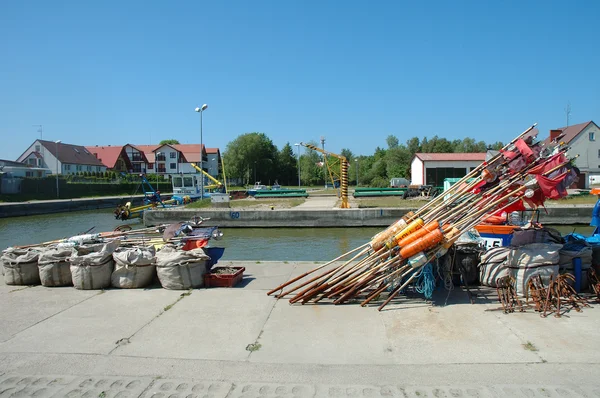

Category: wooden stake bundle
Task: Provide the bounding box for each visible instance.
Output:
[267,124,574,310]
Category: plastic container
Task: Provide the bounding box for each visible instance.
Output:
[204,266,245,288]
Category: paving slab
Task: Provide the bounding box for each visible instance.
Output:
[0,288,182,355]
[250,299,394,365]
[140,378,232,398]
[1,373,598,398]
[0,285,98,343]
[114,289,276,361]
[219,261,296,291]
[380,300,542,364]
[491,305,600,363]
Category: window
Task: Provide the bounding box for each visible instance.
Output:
[156,153,166,161]
[132,164,142,172]
[35,145,41,152]
[157,165,166,173]
[77,165,82,171]
[131,153,142,161]
[83,148,90,154]
[173,177,182,188]
[148,163,154,170]
[170,163,176,169]
[184,176,194,187]
[26,171,33,177]
[598,149,600,158]
[28,159,36,166]
[73,148,80,153]
[170,152,176,159]
[590,132,596,141]
[87,166,92,171]
[65,165,71,171]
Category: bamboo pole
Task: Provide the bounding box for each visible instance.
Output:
[267,243,369,296]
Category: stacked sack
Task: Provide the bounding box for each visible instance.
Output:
[506,243,563,297]
[2,247,42,285]
[38,246,73,287]
[111,245,156,288]
[69,240,120,290]
[156,245,209,289]
[479,247,511,287]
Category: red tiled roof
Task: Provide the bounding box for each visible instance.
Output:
[133,145,160,163]
[414,153,487,161]
[206,147,220,154]
[542,121,594,145]
[172,144,203,163]
[85,145,124,168]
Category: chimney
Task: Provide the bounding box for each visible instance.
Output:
[550,129,562,141]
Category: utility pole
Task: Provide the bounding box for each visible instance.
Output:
[564,102,571,127]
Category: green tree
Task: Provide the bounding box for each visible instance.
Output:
[159,139,180,145]
[223,132,278,185]
[278,143,297,185]
[340,148,354,161]
[300,141,325,186]
[386,135,399,149]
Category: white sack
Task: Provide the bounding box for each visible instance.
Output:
[111,246,156,289]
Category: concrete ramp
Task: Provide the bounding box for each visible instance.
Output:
[296,195,338,209]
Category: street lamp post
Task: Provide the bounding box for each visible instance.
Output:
[294,143,301,187]
[195,104,208,199]
[55,140,61,198]
[155,151,162,191]
[355,158,359,187]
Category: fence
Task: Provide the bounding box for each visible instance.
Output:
[0,177,21,194]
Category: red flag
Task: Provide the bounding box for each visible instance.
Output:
[528,153,567,175]
[492,199,526,216]
[514,139,535,162]
[470,180,487,194]
[523,189,547,212]
[535,172,568,200]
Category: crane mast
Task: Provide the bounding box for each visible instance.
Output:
[299,142,350,209]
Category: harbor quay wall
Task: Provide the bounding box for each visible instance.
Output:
[0,195,160,218]
[144,205,594,227]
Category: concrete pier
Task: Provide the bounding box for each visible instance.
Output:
[144,205,594,227]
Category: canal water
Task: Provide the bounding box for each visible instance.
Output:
[0,210,595,261]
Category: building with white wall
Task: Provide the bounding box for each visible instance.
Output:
[410,153,486,186]
[544,121,600,188]
[17,140,106,175]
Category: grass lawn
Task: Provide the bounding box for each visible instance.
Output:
[357,197,430,208]
[185,197,305,209]
[547,195,597,205]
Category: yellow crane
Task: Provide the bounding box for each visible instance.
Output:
[299,142,350,209]
[190,163,227,192]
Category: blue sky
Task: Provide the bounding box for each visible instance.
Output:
[1,0,598,161]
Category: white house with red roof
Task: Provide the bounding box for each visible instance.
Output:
[543,120,600,188]
[86,143,220,180]
[410,153,487,186]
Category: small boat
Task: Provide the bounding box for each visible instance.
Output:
[248,182,268,196]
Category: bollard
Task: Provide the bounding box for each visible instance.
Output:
[573,257,582,293]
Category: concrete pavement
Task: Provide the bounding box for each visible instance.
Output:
[1,261,600,397]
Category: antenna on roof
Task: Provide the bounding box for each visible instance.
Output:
[564,101,571,127]
[32,124,42,139]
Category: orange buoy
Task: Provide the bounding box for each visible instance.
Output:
[397,220,439,248]
[399,228,444,259]
[386,218,424,249]
[370,219,407,251]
